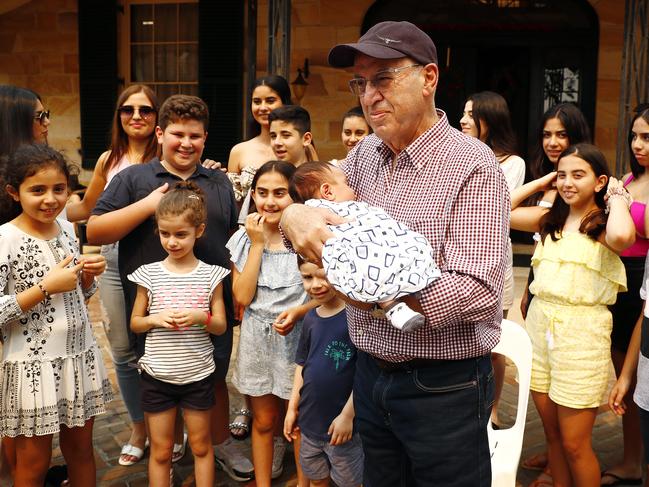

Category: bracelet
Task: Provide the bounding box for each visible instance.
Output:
[605,186,632,214]
[204,311,212,325]
[37,282,51,300]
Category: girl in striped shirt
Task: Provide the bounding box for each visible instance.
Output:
[128,182,229,487]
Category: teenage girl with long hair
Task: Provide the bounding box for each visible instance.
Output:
[604,104,649,485]
[460,90,525,428]
[66,84,160,466]
[226,161,308,486]
[0,85,51,223]
[512,143,634,487]
[227,76,293,203]
[225,75,293,447]
[518,103,592,478]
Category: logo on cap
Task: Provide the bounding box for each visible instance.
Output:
[377,35,402,45]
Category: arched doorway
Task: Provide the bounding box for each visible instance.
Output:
[362,0,599,159]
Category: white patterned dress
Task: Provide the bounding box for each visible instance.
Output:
[226,228,307,399]
[0,220,113,437]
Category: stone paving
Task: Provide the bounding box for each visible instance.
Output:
[44,265,638,486]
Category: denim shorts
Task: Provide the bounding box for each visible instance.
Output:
[299,431,364,486]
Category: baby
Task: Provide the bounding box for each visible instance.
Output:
[290,162,440,332]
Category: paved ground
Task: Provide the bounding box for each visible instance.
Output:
[45,264,639,486]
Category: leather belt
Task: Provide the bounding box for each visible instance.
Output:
[371,356,439,372]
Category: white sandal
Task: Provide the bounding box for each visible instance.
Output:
[118,439,149,466]
[171,432,188,463]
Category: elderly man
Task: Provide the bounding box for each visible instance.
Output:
[281,21,509,485]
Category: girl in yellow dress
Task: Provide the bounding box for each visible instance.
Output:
[511,143,635,487]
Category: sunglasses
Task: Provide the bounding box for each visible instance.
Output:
[118,105,156,119]
[34,110,50,125]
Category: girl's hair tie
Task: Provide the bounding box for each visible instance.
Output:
[188,194,200,200]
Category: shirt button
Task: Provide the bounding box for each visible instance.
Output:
[358,329,364,336]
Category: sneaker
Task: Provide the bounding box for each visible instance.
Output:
[271,436,287,479]
[214,438,255,482]
[385,302,426,333]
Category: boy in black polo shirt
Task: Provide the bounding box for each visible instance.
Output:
[88,94,254,481]
[284,258,363,487]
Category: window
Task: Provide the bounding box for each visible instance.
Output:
[543,67,580,111]
[121,1,198,100]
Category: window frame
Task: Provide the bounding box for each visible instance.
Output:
[117,0,199,97]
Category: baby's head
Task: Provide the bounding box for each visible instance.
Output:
[289,161,355,203]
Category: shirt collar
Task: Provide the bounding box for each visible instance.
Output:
[375,110,450,170]
[152,158,210,179]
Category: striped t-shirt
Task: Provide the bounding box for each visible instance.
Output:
[127,260,230,385]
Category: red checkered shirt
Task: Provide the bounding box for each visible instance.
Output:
[342,111,509,361]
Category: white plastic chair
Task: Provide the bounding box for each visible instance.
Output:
[488,319,533,487]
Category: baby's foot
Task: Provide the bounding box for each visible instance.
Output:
[385,302,426,333]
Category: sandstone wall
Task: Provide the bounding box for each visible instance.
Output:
[0,0,81,167]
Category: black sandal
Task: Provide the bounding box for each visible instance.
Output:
[229,408,252,440]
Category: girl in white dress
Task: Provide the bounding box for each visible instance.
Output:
[0,144,111,486]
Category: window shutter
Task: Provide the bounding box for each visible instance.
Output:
[199,0,244,162]
[78,0,118,169]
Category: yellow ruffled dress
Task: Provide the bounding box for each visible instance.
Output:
[527,232,627,408]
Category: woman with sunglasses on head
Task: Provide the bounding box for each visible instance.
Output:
[0,85,51,224]
[66,84,159,467]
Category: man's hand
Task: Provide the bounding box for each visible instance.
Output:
[280,204,342,263]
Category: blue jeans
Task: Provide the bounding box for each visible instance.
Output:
[99,244,144,423]
[353,352,494,487]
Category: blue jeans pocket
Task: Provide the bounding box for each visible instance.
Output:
[412,370,477,393]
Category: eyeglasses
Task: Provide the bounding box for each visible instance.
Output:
[348,64,421,97]
[118,105,156,119]
[34,110,50,125]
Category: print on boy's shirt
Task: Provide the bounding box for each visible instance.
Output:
[295,308,357,441]
[324,340,353,370]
